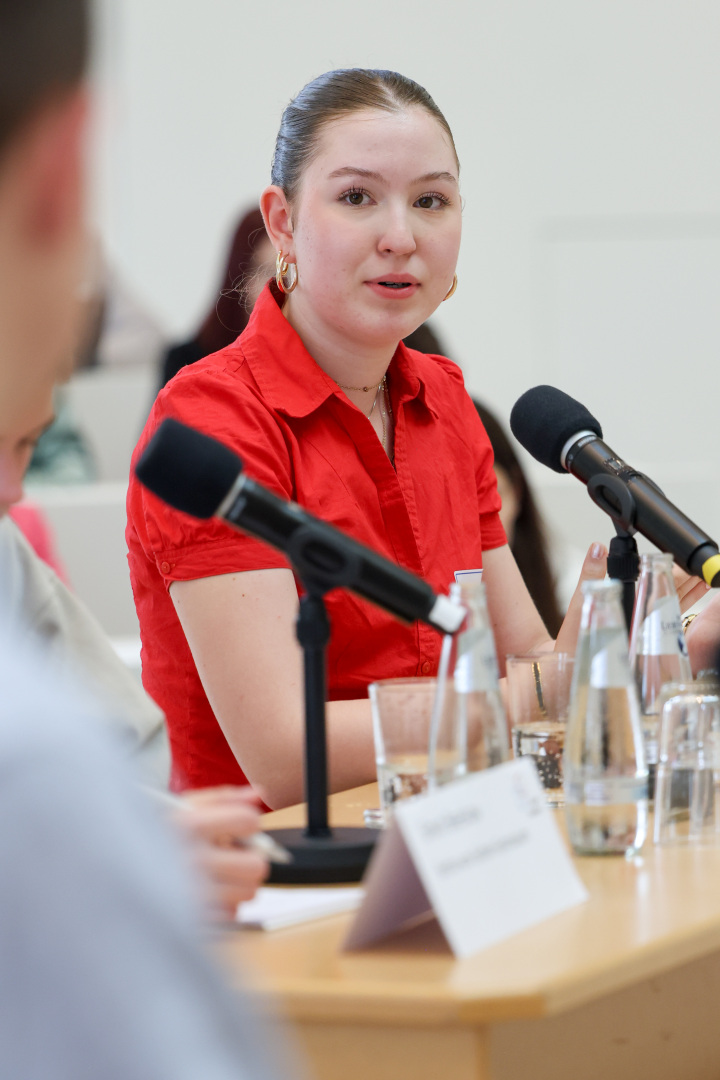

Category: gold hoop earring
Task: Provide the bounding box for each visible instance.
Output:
[275,251,298,294]
[443,273,458,302]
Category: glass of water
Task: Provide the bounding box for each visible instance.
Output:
[367,677,463,824]
[655,684,720,845]
[507,653,574,807]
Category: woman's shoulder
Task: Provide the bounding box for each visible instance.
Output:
[397,343,473,415]
[399,342,465,385]
[153,339,265,419]
[132,343,287,493]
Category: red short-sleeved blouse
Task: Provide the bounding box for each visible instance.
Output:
[126,284,506,791]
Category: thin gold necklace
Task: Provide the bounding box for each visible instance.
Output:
[337,374,392,459]
[335,378,383,393]
[378,376,392,458]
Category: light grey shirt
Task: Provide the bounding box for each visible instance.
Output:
[0,628,296,1080]
[0,515,169,787]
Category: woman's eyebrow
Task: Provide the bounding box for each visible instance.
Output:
[412,170,458,185]
[327,166,384,181]
[327,167,458,185]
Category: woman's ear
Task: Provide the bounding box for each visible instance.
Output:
[260,185,294,257]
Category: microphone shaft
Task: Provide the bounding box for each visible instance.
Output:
[566,439,719,582]
[223,476,458,630]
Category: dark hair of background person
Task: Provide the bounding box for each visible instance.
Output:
[0,0,89,153]
[403,322,445,354]
[403,320,563,635]
[160,208,269,388]
[472,399,563,636]
[271,68,459,204]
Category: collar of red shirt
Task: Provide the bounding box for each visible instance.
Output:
[238,283,440,421]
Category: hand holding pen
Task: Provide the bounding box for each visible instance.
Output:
[163,785,291,919]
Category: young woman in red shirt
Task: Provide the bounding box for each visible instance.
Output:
[127,69,710,808]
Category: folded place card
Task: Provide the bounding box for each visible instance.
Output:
[238,886,364,931]
[344,757,587,958]
[454,568,483,584]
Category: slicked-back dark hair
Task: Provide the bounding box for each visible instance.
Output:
[0,0,89,154]
[271,68,459,203]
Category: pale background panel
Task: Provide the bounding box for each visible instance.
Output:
[52,0,720,632]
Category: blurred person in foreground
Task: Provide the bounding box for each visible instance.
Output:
[0,2,294,1076]
[1,292,269,917]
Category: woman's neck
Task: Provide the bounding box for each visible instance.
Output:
[282,294,397,392]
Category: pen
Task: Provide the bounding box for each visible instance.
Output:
[148,788,293,864]
[236,831,293,864]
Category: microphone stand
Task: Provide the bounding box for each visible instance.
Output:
[264,526,378,884]
[586,473,640,634]
[607,528,640,635]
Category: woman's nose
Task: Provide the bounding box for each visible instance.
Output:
[377,208,417,255]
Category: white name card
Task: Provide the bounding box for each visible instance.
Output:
[345,758,587,959]
[454,568,483,584]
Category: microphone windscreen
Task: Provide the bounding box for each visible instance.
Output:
[509,385,603,473]
[135,418,242,519]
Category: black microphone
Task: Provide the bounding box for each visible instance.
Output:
[510,385,720,587]
[135,418,466,633]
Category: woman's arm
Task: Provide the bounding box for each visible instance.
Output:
[483,541,608,675]
[172,544,608,808]
[170,569,375,809]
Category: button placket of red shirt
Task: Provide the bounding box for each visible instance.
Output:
[329,391,439,677]
[391,384,443,676]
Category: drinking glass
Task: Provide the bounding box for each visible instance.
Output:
[367,677,463,825]
[507,653,574,807]
[655,685,720,845]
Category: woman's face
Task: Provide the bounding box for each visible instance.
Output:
[285,107,461,351]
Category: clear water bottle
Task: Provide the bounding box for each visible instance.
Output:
[564,579,649,856]
[629,553,692,780]
[430,580,508,784]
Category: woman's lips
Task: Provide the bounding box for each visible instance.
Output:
[365,279,419,298]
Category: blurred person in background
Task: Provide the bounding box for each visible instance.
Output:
[0,1,295,1075]
[471,400,563,637]
[160,206,274,389]
[75,235,167,371]
[403,322,564,635]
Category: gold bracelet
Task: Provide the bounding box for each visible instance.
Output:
[532,661,547,718]
[682,613,698,633]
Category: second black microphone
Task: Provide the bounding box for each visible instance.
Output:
[510,385,720,587]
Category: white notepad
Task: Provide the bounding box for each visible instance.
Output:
[237,886,365,931]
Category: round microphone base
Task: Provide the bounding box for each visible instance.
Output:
[264,827,377,884]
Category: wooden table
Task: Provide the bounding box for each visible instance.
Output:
[217,784,720,1080]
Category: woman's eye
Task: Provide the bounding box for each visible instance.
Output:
[415,193,449,210]
[340,188,371,206]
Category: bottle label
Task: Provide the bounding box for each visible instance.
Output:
[566,776,648,806]
[454,628,498,693]
[637,596,687,658]
[589,632,631,689]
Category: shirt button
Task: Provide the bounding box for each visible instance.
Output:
[160,561,171,574]
[421,660,431,675]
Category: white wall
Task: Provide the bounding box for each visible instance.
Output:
[81,0,720,622]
